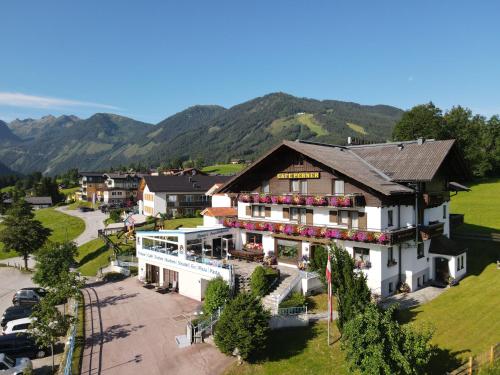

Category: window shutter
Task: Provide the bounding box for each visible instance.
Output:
[358,212,367,229]
[283,207,290,219]
[306,209,313,225]
[245,205,251,216]
[329,210,337,223]
[265,206,271,217]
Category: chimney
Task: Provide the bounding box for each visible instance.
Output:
[417,137,425,145]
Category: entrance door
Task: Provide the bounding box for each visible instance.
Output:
[212,238,222,258]
[146,264,160,284]
[163,268,179,289]
[435,257,450,284]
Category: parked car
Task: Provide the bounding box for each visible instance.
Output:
[3,318,33,335]
[12,290,41,306]
[0,353,32,375]
[20,287,47,298]
[79,206,94,212]
[0,306,32,328]
[0,333,46,359]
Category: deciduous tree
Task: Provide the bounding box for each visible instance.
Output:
[203,277,230,315]
[33,241,79,288]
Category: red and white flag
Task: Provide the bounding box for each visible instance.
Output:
[326,253,333,322]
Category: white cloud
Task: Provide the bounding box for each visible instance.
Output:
[408,76,414,82]
[0,92,119,110]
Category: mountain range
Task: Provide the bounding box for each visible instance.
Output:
[0,93,404,175]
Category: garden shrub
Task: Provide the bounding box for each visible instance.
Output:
[214,292,270,360]
[203,277,230,315]
[250,266,279,297]
[103,272,125,282]
[279,291,306,308]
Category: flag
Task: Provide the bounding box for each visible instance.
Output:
[326,253,333,322]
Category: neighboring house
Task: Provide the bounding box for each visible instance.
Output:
[79,172,106,202]
[24,196,52,209]
[214,138,470,297]
[102,172,144,204]
[139,175,230,217]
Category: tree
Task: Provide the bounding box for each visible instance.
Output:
[203,277,230,315]
[214,292,270,360]
[29,292,71,372]
[250,266,268,297]
[330,244,371,333]
[309,245,328,285]
[0,200,52,269]
[392,102,445,141]
[33,241,78,288]
[342,304,434,375]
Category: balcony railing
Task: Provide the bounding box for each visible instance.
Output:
[423,193,448,208]
[419,222,445,240]
[238,192,365,208]
[223,218,416,245]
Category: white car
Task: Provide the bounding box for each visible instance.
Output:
[0,353,32,375]
[2,318,33,336]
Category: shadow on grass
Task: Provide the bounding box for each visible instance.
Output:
[427,346,470,374]
[248,322,320,364]
[78,244,109,267]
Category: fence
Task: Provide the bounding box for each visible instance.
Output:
[189,307,223,344]
[277,306,308,316]
[447,343,500,375]
[61,301,79,375]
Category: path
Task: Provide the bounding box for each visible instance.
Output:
[55,206,107,246]
[379,285,446,310]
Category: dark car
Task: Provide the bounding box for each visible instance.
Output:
[79,206,94,212]
[0,333,47,359]
[0,306,32,328]
[20,287,47,298]
[12,290,41,306]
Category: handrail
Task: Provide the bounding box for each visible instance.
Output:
[272,273,302,310]
[62,301,79,375]
[277,306,308,316]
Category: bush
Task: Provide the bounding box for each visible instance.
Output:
[279,292,306,308]
[203,277,230,315]
[128,266,138,276]
[214,292,270,360]
[109,210,121,223]
[103,272,125,282]
[250,266,279,297]
[309,245,328,285]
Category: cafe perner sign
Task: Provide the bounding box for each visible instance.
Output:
[277,172,320,179]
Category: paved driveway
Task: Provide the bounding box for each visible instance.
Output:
[83,278,234,375]
[55,206,107,246]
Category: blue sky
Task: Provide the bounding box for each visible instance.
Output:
[1,0,499,123]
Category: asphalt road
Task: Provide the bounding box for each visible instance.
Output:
[55,206,107,246]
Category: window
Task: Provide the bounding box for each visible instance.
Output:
[168,195,177,202]
[388,282,393,293]
[247,233,263,246]
[423,274,426,284]
[443,205,447,219]
[351,211,358,228]
[290,207,307,223]
[417,242,425,259]
[353,247,370,269]
[387,247,396,266]
[185,195,193,202]
[252,205,265,218]
[417,277,421,287]
[294,156,304,165]
[339,210,349,226]
[291,179,308,193]
[334,179,345,194]
[387,210,393,227]
[262,180,270,193]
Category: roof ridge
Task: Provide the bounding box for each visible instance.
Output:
[345,149,393,182]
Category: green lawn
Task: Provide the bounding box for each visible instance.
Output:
[450,178,500,233]
[66,200,97,210]
[224,322,348,375]
[60,186,80,196]
[77,238,112,276]
[0,208,85,260]
[202,164,246,175]
[136,217,204,232]
[0,186,14,193]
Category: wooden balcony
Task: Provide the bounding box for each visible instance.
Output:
[423,193,449,208]
[419,222,445,240]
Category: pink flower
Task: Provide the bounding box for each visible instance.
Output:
[245,222,255,230]
[329,197,339,207]
[305,196,315,205]
[252,194,260,203]
[283,224,293,235]
[342,197,352,207]
[271,196,279,204]
[356,231,368,242]
[378,233,389,244]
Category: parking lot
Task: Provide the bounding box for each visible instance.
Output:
[83,277,234,375]
[0,266,60,374]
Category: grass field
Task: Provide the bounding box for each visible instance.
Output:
[202,164,246,175]
[0,208,85,260]
[0,186,14,193]
[346,122,368,135]
[269,113,328,137]
[60,186,80,196]
[66,200,97,210]
[77,238,112,276]
[450,178,500,233]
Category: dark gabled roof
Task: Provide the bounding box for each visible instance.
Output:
[429,235,467,256]
[348,139,463,182]
[104,172,142,179]
[143,175,230,193]
[79,172,104,177]
[25,196,52,205]
[218,140,413,196]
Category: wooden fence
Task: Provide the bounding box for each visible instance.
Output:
[447,343,500,375]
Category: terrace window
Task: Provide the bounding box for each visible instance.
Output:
[290,207,307,223]
[334,179,345,195]
[246,233,263,251]
[339,210,349,226]
[252,205,266,218]
[354,247,371,269]
[417,242,425,259]
[291,179,307,193]
[388,209,394,227]
[276,239,301,264]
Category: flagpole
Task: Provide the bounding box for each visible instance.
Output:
[327,280,330,346]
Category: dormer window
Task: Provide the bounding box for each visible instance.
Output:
[334,179,344,195]
[262,180,270,193]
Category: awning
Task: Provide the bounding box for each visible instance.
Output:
[429,235,467,256]
[448,181,470,192]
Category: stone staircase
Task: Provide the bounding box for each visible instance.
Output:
[262,269,301,315]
